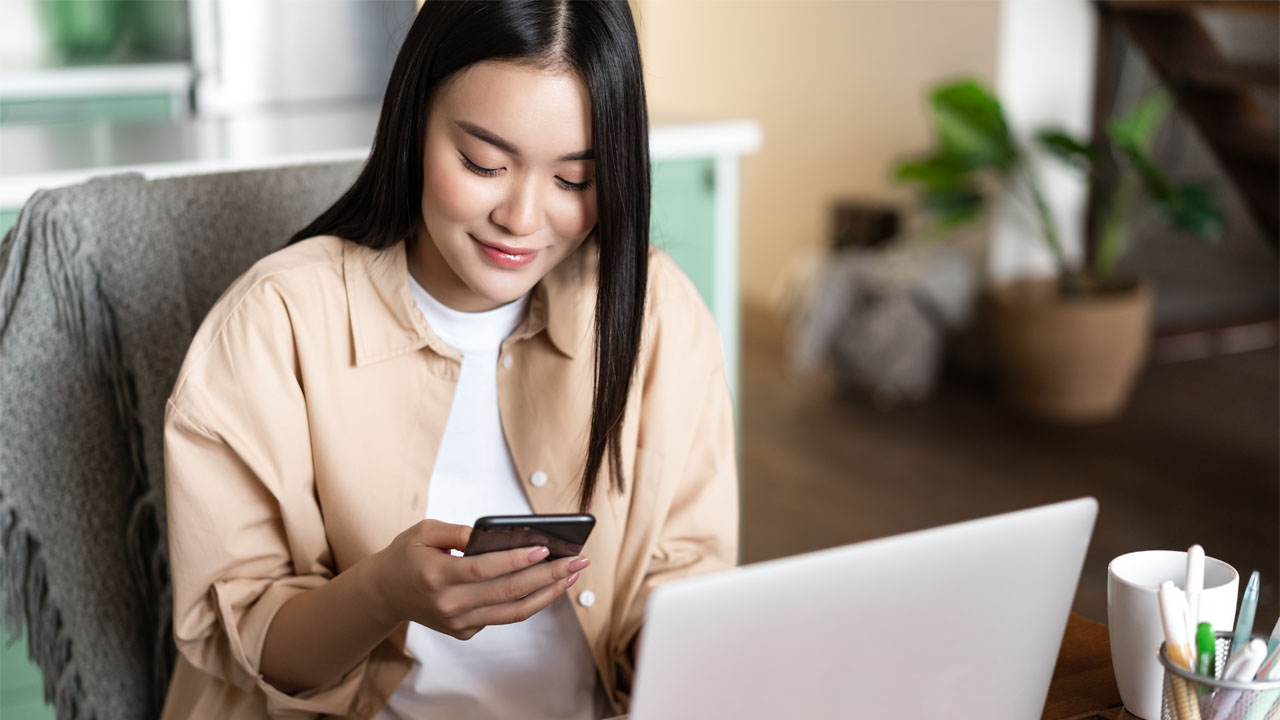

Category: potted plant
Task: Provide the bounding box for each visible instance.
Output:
[894,79,1224,422]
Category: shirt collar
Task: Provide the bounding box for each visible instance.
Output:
[343,238,593,367]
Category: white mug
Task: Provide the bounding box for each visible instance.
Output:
[1107,550,1239,720]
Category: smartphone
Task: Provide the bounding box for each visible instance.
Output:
[463,514,595,559]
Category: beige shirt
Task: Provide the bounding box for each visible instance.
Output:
[161,235,739,719]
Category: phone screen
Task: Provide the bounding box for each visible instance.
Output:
[463,514,595,559]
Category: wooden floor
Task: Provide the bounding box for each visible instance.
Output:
[738,304,1279,627]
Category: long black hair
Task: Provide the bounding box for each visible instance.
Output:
[290,1,650,512]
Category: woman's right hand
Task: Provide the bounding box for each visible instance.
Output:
[370,519,588,640]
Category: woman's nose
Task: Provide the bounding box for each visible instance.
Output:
[491,176,546,238]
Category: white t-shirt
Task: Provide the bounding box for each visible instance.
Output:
[374,273,599,720]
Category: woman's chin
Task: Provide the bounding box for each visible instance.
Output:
[463,274,536,309]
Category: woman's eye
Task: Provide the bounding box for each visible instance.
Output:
[461,154,501,177]
[462,153,593,192]
[557,177,595,192]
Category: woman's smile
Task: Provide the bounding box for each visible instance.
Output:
[470,233,541,269]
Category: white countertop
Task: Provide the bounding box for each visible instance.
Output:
[0,103,762,208]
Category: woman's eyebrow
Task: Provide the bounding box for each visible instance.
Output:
[455,120,593,162]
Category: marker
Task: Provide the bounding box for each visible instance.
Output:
[1161,581,1197,669]
[1227,571,1260,663]
[1185,545,1205,641]
[1207,638,1266,720]
[1160,581,1203,720]
[1195,622,1215,694]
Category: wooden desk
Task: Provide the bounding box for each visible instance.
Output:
[1043,612,1137,720]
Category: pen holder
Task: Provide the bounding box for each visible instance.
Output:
[1157,633,1280,720]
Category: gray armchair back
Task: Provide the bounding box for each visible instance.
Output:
[0,161,362,720]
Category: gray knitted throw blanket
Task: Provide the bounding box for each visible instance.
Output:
[0,162,361,720]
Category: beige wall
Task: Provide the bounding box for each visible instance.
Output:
[634,0,1002,306]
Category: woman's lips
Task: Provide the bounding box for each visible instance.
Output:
[471,234,539,268]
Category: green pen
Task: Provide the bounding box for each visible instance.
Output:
[1196,622,1216,694]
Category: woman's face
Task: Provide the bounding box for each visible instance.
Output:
[413,60,597,312]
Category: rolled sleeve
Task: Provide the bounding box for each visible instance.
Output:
[210,577,369,718]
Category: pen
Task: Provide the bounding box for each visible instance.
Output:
[1161,581,1204,720]
[1186,544,1205,641]
[1207,638,1265,720]
[1228,571,1260,664]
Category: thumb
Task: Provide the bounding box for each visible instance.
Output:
[416,519,472,551]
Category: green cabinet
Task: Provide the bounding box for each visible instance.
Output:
[651,158,717,313]
[649,155,741,402]
[1,210,19,239]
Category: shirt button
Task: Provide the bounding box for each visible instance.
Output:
[502,354,514,370]
[578,590,596,608]
[530,470,548,487]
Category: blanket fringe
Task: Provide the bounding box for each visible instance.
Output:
[0,503,89,719]
[1,180,172,719]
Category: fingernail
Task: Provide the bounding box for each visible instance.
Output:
[565,572,580,588]
[567,556,590,572]
[528,546,549,561]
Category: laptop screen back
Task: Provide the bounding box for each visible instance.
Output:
[629,497,1098,720]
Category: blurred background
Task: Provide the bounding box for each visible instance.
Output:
[1,1,1276,718]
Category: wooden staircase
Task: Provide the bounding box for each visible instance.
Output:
[1094,0,1279,245]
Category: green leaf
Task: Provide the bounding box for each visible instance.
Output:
[1035,130,1098,169]
[1125,144,1175,201]
[894,152,970,189]
[1106,90,1225,241]
[929,79,1019,171]
[1155,183,1225,240]
[921,185,985,227]
[1108,91,1172,152]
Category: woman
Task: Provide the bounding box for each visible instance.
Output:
[161,2,738,718]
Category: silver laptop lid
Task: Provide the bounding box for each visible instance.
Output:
[629,497,1098,720]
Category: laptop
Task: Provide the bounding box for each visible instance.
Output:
[622,497,1098,720]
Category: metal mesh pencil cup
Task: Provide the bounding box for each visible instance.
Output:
[1157,632,1280,720]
